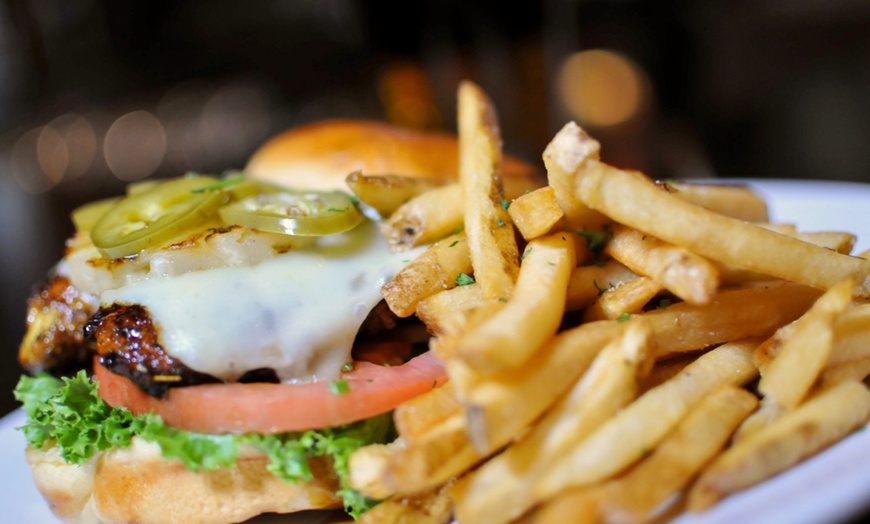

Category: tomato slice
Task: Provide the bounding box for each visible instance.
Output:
[94,352,448,434]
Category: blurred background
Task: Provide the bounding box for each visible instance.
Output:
[2,0,870,416]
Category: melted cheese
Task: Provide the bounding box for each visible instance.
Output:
[101,221,424,382]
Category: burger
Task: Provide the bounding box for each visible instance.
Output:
[14,119,538,524]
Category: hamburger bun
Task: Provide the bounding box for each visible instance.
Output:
[26,440,340,524]
[245,119,542,195]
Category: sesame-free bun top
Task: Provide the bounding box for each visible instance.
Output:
[245,119,541,195]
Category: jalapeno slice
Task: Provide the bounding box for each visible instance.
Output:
[71,197,121,233]
[90,175,225,259]
[218,190,364,236]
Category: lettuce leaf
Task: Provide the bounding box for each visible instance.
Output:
[14,372,390,518]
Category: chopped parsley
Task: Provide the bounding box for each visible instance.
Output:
[594,280,624,296]
[455,272,476,286]
[329,379,351,395]
[573,226,612,255]
[616,312,631,323]
[190,175,246,193]
[496,219,506,227]
[500,199,511,210]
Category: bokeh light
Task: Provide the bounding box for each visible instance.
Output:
[103,110,167,181]
[557,49,651,129]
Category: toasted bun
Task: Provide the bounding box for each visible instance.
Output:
[245,119,542,195]
[26,440,341,524]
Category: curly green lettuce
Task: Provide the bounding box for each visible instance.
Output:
[14,371,391,518]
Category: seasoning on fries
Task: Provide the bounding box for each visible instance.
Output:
[346,80,870,524]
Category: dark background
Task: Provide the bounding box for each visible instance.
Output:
[2,0,870,417]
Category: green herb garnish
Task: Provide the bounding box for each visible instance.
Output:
[191,175,246,193]
[329,379,351,395]
[455,272,476,286]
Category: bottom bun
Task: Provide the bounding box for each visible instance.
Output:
[26,438,342,524]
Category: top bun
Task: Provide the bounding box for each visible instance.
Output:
[245,119,541,195]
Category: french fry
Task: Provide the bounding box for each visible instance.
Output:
[604,224,719,305]
[346,102,870,524]
[819,357,870,387]
[458,80,519,300]
[827,303,870,365]
[758,279,853,410]
[381,231,472,317]
[566,260,640,311]
[506,186,565,240]
[415,283,486,338]
[462,319,625,454]
[450,320,654,524]
[457,233,576,372]
[737,280,854,439]
[393,381,461,442]
[524,486,604,524]
[375,413,488,496]
[667,181,769,222]
[533,338,760,500]
[345,171,447,217]
[639,282,820,359]
[688,380,870,511]
[542,121,609,230]
[354,481,454,524]
[349,440,403,500]
[597,385,758,523]
[791,231,856,254]
[575,161,870,296]
[380,184,464,251]
[583,276,664,322]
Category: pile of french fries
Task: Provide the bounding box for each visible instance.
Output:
[344,80,870,524]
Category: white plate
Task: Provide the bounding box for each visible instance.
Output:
[3,179,870,524]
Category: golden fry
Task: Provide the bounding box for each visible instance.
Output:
[639,282,820,359]
[575,162,870,296]
[542,121,608,230]
[583,276,664,322]
[566,260,640,311]
[393,381,461,442]
[457,233,576,372]
[507,186,565,240]
[458,81,519,300]
[346,171,446,217]
[463,320,624,454]
[688,380,870,511]
[381,231,471,317]
[451,321,653,524]
[534,339,759,500]
[667,181,769,222]
[605,224,719,305]
[355,481,454,524]
[415,283,486,338]
[380,184,464,251]
[598,386,758,523]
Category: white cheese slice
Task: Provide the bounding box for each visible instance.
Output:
[101,221,424,382]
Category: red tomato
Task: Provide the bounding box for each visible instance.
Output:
[94,352,447,434]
